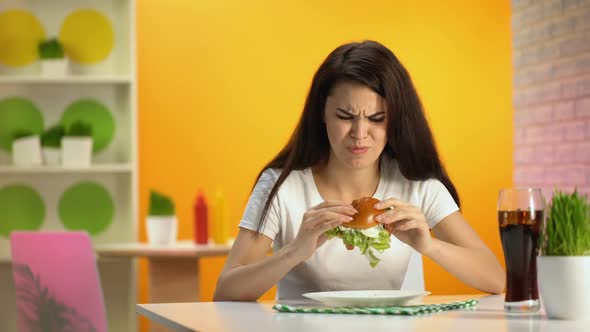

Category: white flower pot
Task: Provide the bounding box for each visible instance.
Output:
[42,147,61,166]
[537,256,590,320]
[61,137,92,167]
[41,59,68,77]
[147,216,178,245]
[12,136,42,167]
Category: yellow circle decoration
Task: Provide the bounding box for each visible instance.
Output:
[59,9,114,64]
[0,10,45,67]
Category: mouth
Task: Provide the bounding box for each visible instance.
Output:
[348,146,370,155]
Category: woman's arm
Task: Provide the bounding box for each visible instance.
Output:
[375,199,505,294]
[426,212,505,294]
[214,201,356,301]
[213,228,302,301]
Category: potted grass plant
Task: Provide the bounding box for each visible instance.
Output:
[41,124,64,166]
[38,38,67,76]
[537,189,590,320]
[147,190,178,245]
[61,121,93,167]
[11,129,42,167]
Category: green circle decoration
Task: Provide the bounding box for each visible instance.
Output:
[60,99,115,153]
[0,97,44,151]
[58,181,114,235]
[0,185,45,237]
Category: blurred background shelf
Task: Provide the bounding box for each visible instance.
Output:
[0,1,137,331]
[0,163,133,174]
[0,76,132,84]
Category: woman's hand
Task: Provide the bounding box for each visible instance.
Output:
[288,200,357,261]
[374,198,432,253]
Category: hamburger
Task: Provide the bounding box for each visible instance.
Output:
[325,197,392,267]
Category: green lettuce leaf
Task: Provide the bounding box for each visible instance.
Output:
[325,225,391,267]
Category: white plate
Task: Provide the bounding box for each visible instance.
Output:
[302,290,430,307]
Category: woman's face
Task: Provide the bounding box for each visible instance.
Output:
[324,80,388,169]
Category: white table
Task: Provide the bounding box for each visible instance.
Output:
[96,241,231,303]
[136,295,587,332]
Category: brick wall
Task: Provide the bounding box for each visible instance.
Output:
[512,0,590,199]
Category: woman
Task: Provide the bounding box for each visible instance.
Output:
[214,40,505,301]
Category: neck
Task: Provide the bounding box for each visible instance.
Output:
[313,153,381,202]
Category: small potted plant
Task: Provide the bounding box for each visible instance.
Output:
[38,38,67,76]
[40,124,64,166]
[61,120,93,167]
[147,190,178,245]
[11,129,42,167]
[537,189,590,319]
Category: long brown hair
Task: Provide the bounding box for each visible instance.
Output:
[254,40,460,233]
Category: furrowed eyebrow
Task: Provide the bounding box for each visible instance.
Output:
[336,108,385,118]
[336,108,354,116]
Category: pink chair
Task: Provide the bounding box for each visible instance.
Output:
[10,231,108,332]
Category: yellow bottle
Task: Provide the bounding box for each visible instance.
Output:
[212,188,228,244]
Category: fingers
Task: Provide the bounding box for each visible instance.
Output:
[374,198,411,210]
[316,218,349,233]
[304,205,356,221]
[386,219,417,232]
[376,206,418,224]
[314,205,357,216]
[300,211,352,239]
[307,211,352,228]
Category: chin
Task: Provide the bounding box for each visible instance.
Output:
[344,155,379,169]
[347,160,372,169]
[331,149,380,170]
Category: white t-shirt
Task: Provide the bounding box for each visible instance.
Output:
[239,156,459,300]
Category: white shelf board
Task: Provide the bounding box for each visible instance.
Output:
[0,164,133,174]
[0,76,132,84]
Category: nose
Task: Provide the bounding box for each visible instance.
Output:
[350,118,368,139]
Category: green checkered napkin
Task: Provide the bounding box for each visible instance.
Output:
[272,299,478,315]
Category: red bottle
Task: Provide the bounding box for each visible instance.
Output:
[194,191,209,244]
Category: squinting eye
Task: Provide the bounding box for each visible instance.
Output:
[369,118,385,123]
[336,115,354,120]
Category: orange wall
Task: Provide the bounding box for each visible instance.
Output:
[137,0,512,316]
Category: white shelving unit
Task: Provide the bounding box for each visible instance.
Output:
[0,1,138,331]
[0,76,132,84]
[0,163,134,174]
